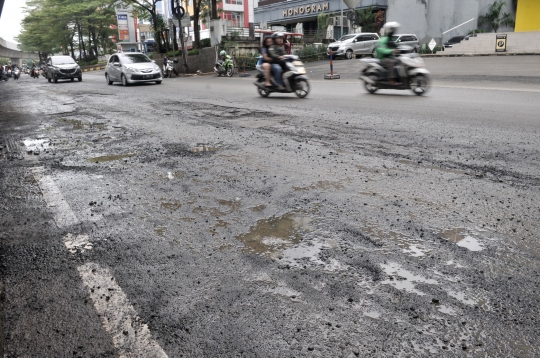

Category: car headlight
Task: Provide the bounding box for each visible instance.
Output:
[124,66,136,73]
[153,64,160,71]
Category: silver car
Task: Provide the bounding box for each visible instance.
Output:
[391,34,420,52]
[105,52,162,86]
[327,33,380,59]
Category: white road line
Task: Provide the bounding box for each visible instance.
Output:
[32,169,80,228]
[30,168,168,357]
[78,263,168,358]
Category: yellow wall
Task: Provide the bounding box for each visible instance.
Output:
[515,0,540,32]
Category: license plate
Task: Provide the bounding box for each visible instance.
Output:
[143,74,152,79]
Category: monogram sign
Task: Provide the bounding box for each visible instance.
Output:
[283,2,329,17]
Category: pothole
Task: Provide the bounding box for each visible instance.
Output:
[380,262,439,296]
[87,153,136,163]
[438,228,485,251]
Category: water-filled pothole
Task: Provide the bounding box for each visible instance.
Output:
[236,212,311,257]
[380,262,438,296]
[361,223,429,257]
[22,138,50,152]
[439,228,484,251]
[59,118,108,130]
[87,153,136,163]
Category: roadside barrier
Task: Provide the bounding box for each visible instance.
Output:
[324,49,340,80]
[239,55,251,77]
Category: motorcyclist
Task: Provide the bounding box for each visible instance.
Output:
[268,32,288,90]
[376,22,401,85]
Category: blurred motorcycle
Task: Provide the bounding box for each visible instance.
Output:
[360,45,431,96]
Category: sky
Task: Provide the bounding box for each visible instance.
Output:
[0,0,28,43]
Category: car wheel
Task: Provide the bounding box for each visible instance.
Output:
[345,50,353,59]
[54,77,58,83]
[78,76,82,82]
[155,81,162,84]
[48,77,51,83]
[71,78,74,82]
[372,48,377,58]
[121,74,129,86]
[105,73,113,85]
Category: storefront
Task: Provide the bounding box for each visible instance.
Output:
[515,0,540,32]
[254,0,387,38]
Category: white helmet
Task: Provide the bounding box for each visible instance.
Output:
[382,22,400,35]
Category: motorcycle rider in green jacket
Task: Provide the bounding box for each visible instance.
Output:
[376,22,401,85]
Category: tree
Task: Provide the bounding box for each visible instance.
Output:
[122,0,164,52]
[478,1,515,32]
[357,6,375,33]
[317,13,331,42]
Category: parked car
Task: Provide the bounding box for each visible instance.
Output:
[105,52,162,86]
[327,33,380,59]
[391,34,420,52]
[443,36,468,48]
[45,55,82,83]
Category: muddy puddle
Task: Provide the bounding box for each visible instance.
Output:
[59,118,107,130]
[380,262,438,296]
[160,200,182,211]
[439,228,484,251]
[190,146,218,153]
[155,227,167,237]
[236,212,311,257]
[398,159,466,175]
[361,223,429,257]
[249,204,267,212]
[87,153,136,163]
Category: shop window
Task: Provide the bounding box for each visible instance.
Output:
[225,0,243,4]
[222,11,244,27]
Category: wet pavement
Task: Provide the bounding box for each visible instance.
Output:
[1,57,540,357]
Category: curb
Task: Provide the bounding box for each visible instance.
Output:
[421,53,540,58]
[82,66,106,72]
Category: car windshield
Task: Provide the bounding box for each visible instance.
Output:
[120,54,151,64]
[52,57,76,65]
[338,35,356,42]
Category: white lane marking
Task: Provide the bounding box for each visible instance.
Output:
[32,169,80,228]
[64,233,93,253]
[78,263,168,358]
[31,168,168,357]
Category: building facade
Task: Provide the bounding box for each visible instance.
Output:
[255,0,521,44]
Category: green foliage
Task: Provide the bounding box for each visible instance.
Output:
[200,38,211,48]
[419,44,442,54]
[188,49,200,56]
[357,6,376,33]
[478,1,515,32]
[468,29,486,35]
[296,45,326,60]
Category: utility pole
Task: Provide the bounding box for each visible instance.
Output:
[171,0,188,71]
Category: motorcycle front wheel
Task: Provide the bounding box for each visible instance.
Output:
[226,66,234,77]
[410,74,430,96]
[257,86,270,98]
[364,73,379,94]
[294,79,310,98]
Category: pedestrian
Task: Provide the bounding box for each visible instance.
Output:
[284,35,292,55]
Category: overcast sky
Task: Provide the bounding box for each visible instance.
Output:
[0,0,28,43]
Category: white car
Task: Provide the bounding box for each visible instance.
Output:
[327,33,380,59]
[105,52,162,86]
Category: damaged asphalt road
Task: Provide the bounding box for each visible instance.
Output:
[1,57,539,357]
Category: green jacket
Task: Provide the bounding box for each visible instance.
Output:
[376,36,395,60]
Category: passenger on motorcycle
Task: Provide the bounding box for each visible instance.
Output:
[376,22,401,86]
[260,36,281,89]
[268,32,288,90]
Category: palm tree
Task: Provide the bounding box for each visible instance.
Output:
[357,6,376,33]
[478,1,515,32]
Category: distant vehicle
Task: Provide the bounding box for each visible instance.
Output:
[327,33,380,59]
[144,40,156,53]
[444,36,468,48]
[105,52,162,86]
[391,34,420,52]
[45,56,82,83]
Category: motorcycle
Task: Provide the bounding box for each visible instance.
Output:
[30,67,38,78]
[359,45,431,96]
[214,56,234,77]
[254,55,310,98]
[163,59,179,78]
[13,68,20,80]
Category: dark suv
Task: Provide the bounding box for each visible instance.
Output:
[46,56,82,83]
